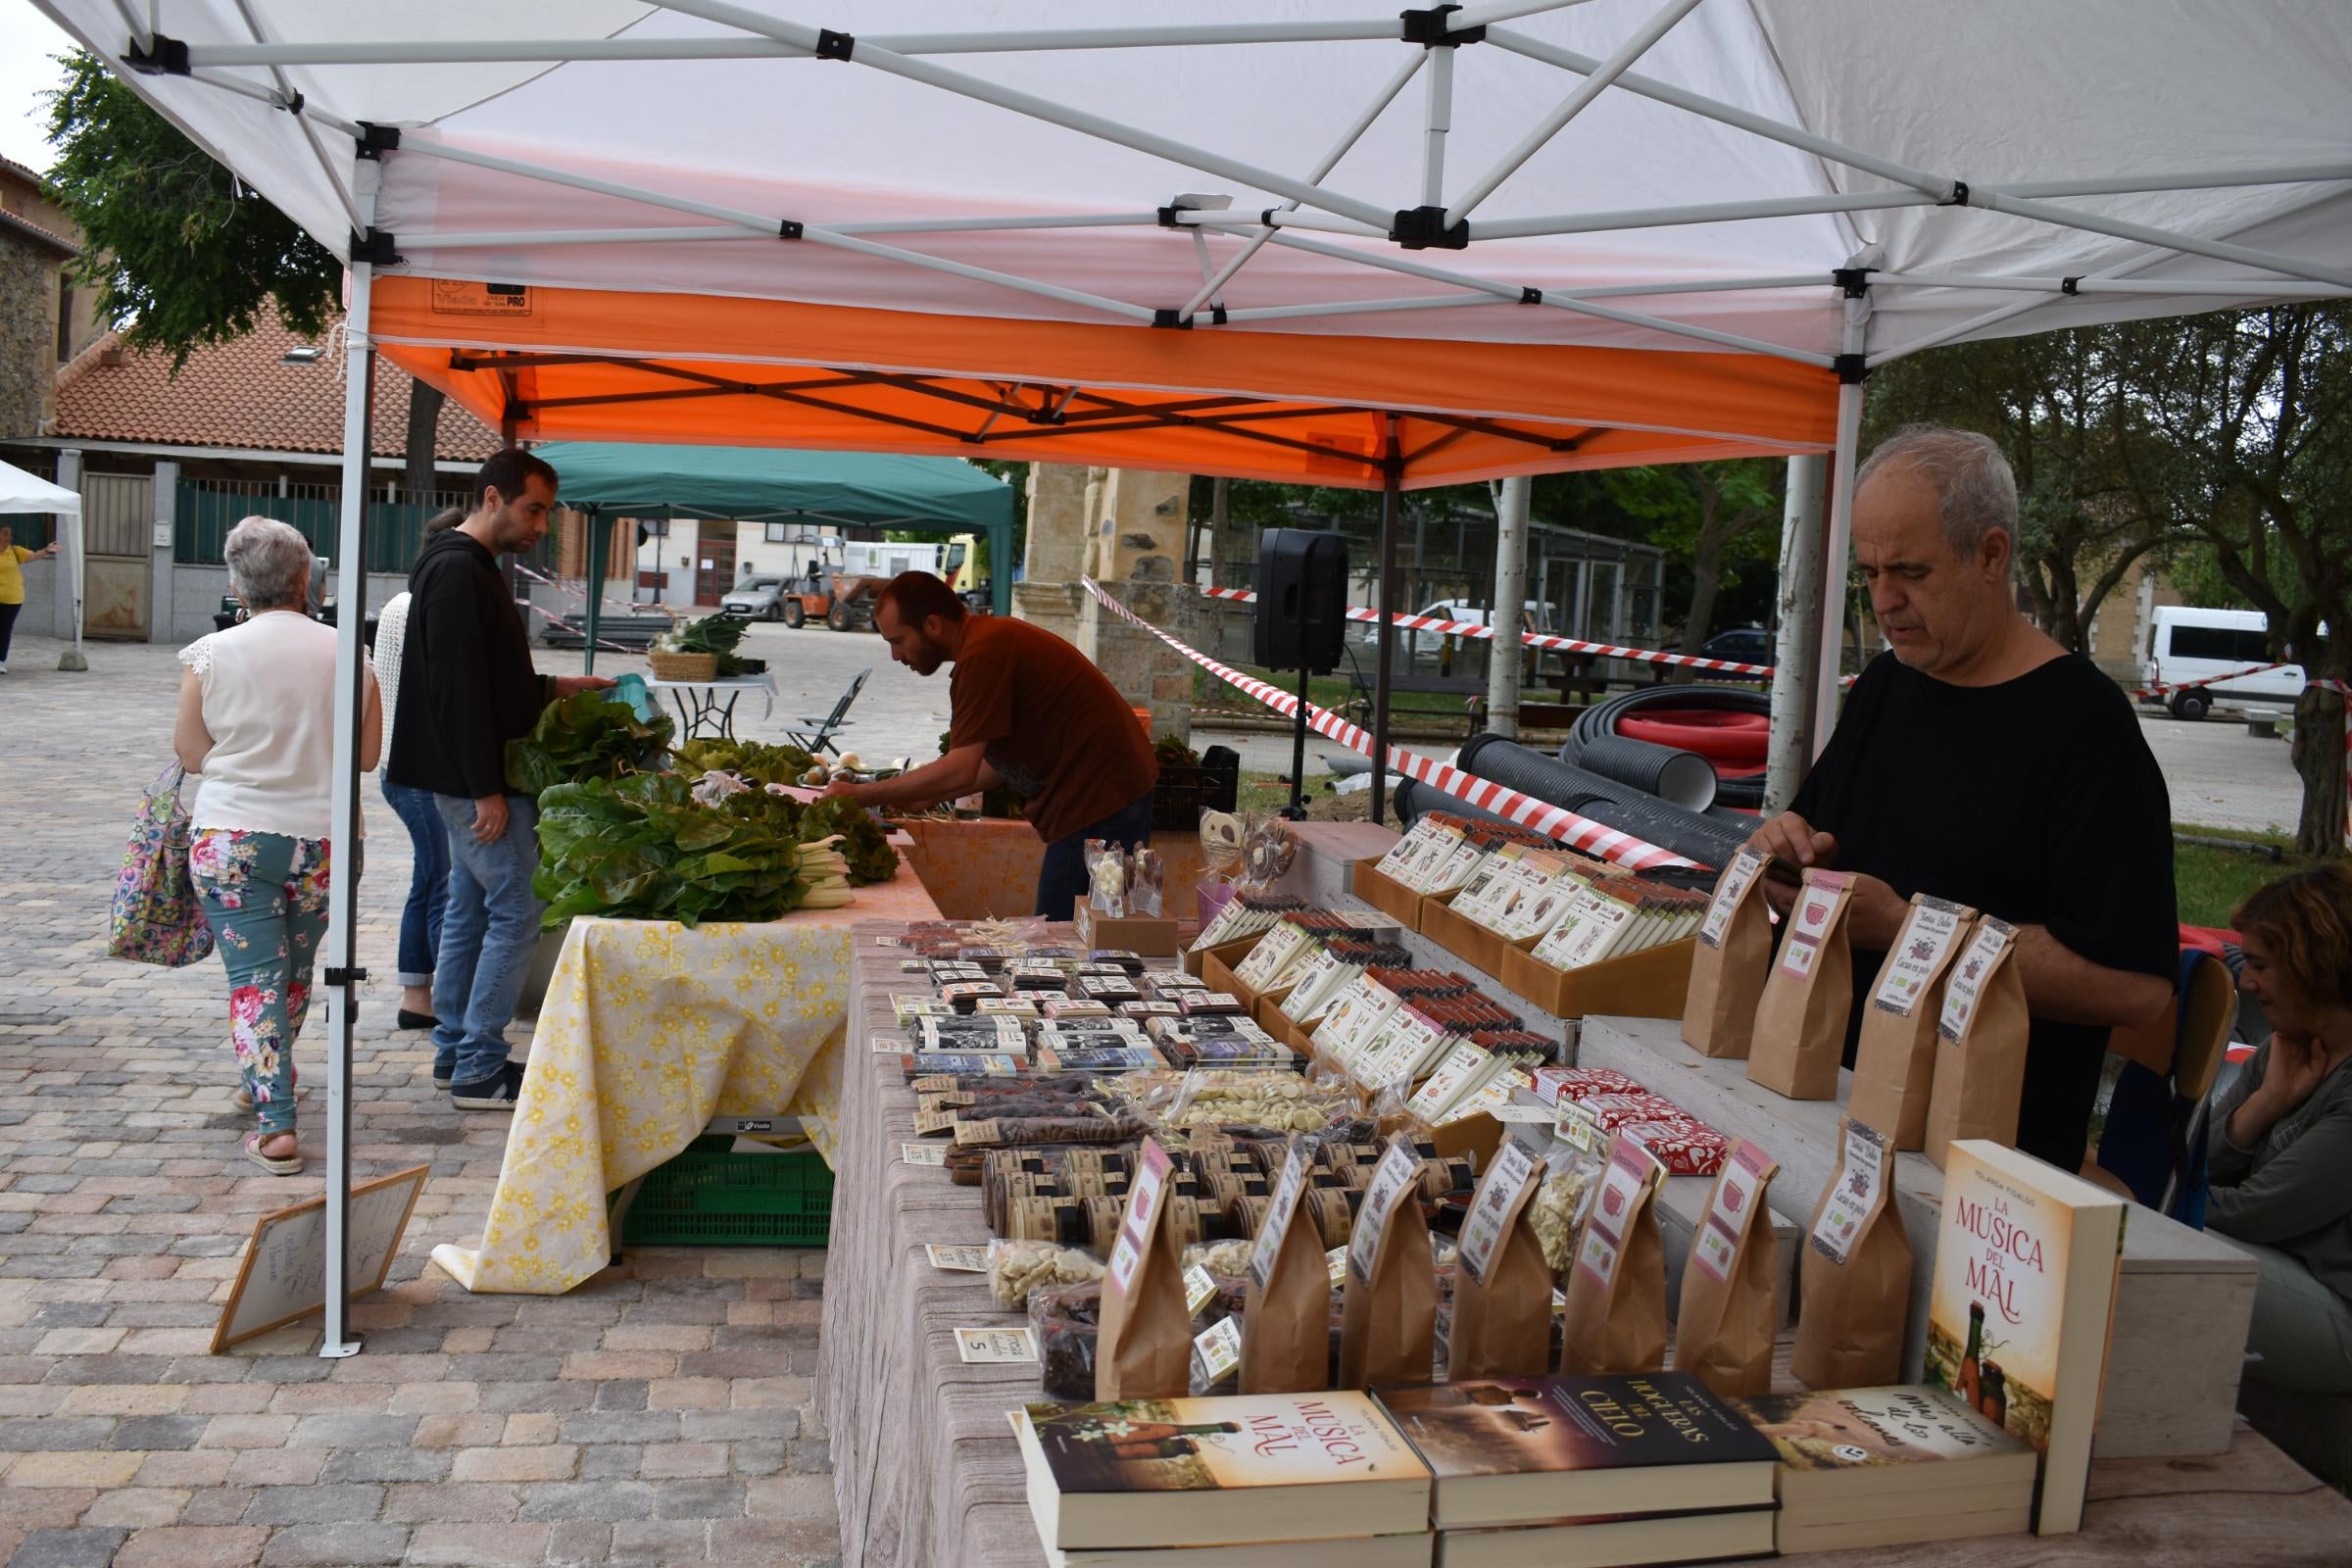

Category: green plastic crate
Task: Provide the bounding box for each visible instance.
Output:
[617,1136,834,1248]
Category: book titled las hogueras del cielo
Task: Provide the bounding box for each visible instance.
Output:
[1923,1139,2128,1537]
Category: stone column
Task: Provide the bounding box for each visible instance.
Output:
[1076,468,1197,744]
[1010,464,1090,643]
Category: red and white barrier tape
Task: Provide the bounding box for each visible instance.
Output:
[1084,578,1693,871]
[514,561,659,622]
[516,594,637,655]
[1199,584,1776,676]
[2130,662,2292,701]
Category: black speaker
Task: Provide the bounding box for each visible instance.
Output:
[1253,528,1350,674]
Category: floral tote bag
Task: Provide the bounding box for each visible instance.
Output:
[108,761,215,967]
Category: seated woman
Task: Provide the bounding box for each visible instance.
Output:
[2206,863,2352,1394]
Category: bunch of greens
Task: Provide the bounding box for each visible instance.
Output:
[1152,734,1201,771]
[533,773,853,928]
[667,614,751,656]
[796,796,901,885]
[506,692,674,797]
[673,737,817,787]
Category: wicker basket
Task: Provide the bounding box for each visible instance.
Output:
[648,651,717,681]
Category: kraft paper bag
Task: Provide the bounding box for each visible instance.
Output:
[1559,1134,1669,1376]
[1682,846,1775,1060]
[1850,895,1978,1151]
[1447,1136,1552,1380]
[1674,1139,1783,1397]
[1924,916,2031,1171]
[1339,1138,1439,1389]
[1792,1118,1912,1390]
[1240,1139,1332,1394]
[1747,868,1857,1101]
[1096,1139,1192,1398]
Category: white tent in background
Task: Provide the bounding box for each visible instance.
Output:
[35,0,2352,1345]
[0,458,85,669]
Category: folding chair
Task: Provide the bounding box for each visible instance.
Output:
[784,667,869,757]
[2093,947,2237,1220]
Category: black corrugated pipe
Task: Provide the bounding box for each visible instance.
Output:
[1568,732,1718,810]
[1456,732,1743,870]
[1562,686,1774,810]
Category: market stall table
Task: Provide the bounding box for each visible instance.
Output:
[429,862,941,1295]
[893,815,1215,922]
[645,671,778,741]
[817,921,2352,1568]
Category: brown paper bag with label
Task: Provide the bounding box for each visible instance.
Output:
[1923,916,2031,1171]
[1240,1140,1332,1394]
[1339,1138,1438,1388]
[1673,1139,1782,1397]
[1792,1118,1912,1390]
[1559,1134,1670,1375]
[1447,1136,1552,1380]
[1683,847,1776,1059]
[1095,1138,1192,1398]
[1850,895,1978,1151]
[1747,869,1857,1101]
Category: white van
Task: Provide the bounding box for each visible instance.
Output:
[2141,607,2309,719]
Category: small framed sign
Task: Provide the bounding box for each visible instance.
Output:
[210,1165,428,1352]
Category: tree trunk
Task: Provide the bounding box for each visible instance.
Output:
[1681,533,1726,658]
[2291,683,2348,859]
[404,379,446,501]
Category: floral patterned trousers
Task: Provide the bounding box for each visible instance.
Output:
[190,828,331,1137]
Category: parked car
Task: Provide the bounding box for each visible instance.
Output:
[1399,597,1553,659]
[1695,627,1774,667]
[2141,606,2317,720]
[720,575,790,620]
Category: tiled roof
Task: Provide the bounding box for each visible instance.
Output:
[53,313,502,462]
[0,206,76,257]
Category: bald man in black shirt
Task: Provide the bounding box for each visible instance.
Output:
[1751,426,2178,1173]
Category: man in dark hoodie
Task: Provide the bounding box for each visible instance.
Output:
[386,450,610,1109]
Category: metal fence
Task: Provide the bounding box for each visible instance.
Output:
[174,479,529,574]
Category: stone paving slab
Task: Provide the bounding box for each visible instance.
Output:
[0,633,840,1567]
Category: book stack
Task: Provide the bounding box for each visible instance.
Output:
[1373,1373,1780,1568]
[1723,1386,2037,1553]
[1014,1392,1435,1568]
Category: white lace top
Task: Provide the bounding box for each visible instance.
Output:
[179,612,372,840]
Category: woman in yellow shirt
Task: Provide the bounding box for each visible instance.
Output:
[0,523,62,675]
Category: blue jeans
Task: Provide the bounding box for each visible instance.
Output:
[1035,795,1155,920]
[430,793,545,1088]
[381,778,451,988]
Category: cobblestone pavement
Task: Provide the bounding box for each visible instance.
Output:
[0,631,840,1568]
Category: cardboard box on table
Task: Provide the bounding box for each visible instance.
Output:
[1074,906,1180,956]
[1500,938,1696,1020]
[1415,893,1523,980]
[1184,931,1264,981]
[1349,857,1431,931]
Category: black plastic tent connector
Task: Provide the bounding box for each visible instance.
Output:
[349,228,399,267]
[1834,352,1870,384]
[1391,205,1469,250]
[1520,286,1543,305]
[125,33,189,74]
[280,90,305,116]
[1152,309,1193,329]
[778,220,805,239]
[1400,6,1483,47]
[1832,266,1873,298]
[2060,275,2082,295]
[814,29,855,61]
[1941,180,1972,207]
[1210,304,1229,325]
[356,122,401,160]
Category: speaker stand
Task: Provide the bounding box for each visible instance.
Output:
[1283,663,1311,820]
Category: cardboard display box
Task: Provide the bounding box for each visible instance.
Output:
[1416,893,1530,980]
[1199,939,1265,1005]
[1183,930,1263,979]
[1074,906,1179,956]
[1349,857,1430,931]
[1499,938,1695,1020]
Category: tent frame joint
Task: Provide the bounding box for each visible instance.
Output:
[349,227,399,267]
[1391,204,1470,250]
[814,28,856,62]
[1832,266,1873,299]
[1151,308,1192,328]
[778,219,805,239]
[355,122,401,160]
[2060,274,2082,295]
[1834,351,1869,385]
[1940,178,1972,207]
[322,966,368,987]
[1519,285,1544,305]
[124,32,190,75]
[1401,6,1486,48]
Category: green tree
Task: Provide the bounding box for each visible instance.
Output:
[42,48,445,496]
[1595,462,1781,655]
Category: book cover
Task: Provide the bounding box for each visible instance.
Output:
[1922,1141,2127,1536]
[1374,1373,1776,1480]
[1023,1394,1428,1495]
[1724,1385,2034,1482]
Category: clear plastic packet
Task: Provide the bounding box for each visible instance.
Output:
[1130,847,1165,917]
[1238,813,1297,895]
[1199,809,1246,882]
[1159,1067,1356,1136]
[689,768,752,807]
[988,1236,1107,1309]
[1032,1280,1104,1400]
[1530,1138,1606,1278]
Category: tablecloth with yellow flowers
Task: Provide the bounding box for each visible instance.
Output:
[431,867,944,1295]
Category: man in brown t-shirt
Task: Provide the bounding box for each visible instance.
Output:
[821,572,1156,917]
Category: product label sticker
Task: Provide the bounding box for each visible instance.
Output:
[1348,1140,1423,1287]
[1576,1218,1624,1287]
[1106,1139,1172,1296]
[1406,1042,1489,1121]
[1487,1103,1554,1124]
[926,1244,989,1272]
[1458,1136,1538,1287]
[912,1108,958,1136]
[1699,848,1767,949]
[955,1326,1038,1364]
[1552,1099,1606,1156]
[1691,1139,1776,1285]
[1190,1315,1243,1386]
[871,935,906,949]
[1936,917,2017,1042]
[1325,1246,1349,1289]
[872,1031,913,1054]
[900,1142,946,1167]
[1810,1120,1887,1266]
[1247,1141,1311,1294]
[1872,899,1966,1016]
[1183,1262,1218,1317]
[1777,874,1849,981]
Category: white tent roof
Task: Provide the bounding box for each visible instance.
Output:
[34,1,2352,371]
[0,458,81,515]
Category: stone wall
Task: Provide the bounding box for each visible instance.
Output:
[0,231,61,440]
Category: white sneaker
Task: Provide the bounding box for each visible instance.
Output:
[0,661,10,673]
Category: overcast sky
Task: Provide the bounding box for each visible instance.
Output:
[0,8,76,172]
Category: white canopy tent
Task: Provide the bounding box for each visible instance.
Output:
[0,457,85,669]
[36,0,2351,1342]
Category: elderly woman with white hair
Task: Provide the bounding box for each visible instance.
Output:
[173,516,380,1174]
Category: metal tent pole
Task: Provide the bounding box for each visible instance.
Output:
[582,505,606,676]
[1765,454,1827,812]
[1486,475,1532,739]
[1369,416,1403,827]
[318,153,379,1361]
[1810,286,1871,760]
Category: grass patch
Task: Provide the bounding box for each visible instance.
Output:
[2173,822,2303,928]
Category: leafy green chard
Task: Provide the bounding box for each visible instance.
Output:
[531,773,852,928]
[796,797,901,886]
[673,737,817,787]
[505,692,674,797]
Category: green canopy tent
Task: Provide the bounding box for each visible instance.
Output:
[535,442,1016,667]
